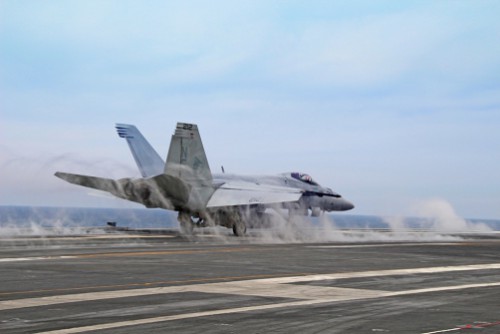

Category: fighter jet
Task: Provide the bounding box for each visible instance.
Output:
[55,122,354,236]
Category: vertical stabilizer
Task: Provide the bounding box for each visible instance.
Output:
[116,124,165,178]
[165,123,212,185]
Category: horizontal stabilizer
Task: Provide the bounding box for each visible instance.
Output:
[207,181,302,208]
[55,171,194,210]
[149,173,191,204]
[55,172,121,195]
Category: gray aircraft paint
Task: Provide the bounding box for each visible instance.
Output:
[55,122,354,236]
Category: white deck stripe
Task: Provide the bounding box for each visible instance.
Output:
[0,256,77,263]
[308,243,463,248]
[420,328,461,334]
[37,300,323,334]
[2,263,500,311]
[1,263,500,333]
[254,263,500,284]
[36,281,500,334]
[387,282,500,296]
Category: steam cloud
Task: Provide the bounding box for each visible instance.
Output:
[213,198,494,244]
[0,199,494,244]
[411,198,492,233]
[0,207,105,237]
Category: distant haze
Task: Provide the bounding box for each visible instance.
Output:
[1,1,499,219]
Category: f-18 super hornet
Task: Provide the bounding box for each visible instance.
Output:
[55,122,354,236]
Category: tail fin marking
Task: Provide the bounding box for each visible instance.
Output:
[165,122,212,185]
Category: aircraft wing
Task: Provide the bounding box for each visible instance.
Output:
[206,181,302,208]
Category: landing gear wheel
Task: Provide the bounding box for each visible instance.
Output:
[180,221,194,235]
[178,212,194,236]
[232,220,247,237]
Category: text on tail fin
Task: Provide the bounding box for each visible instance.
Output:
[165,122,212,184]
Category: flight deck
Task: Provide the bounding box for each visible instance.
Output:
[1,230,500,333]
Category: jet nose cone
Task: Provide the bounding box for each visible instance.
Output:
[343,200,354,211]
[323,198,355,211]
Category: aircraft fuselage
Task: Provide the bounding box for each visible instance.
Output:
[56,122,354,236]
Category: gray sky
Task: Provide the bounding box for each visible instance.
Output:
[1,1,499,219]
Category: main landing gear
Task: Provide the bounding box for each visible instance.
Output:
[177,211,248,237]
[177,212,194,236]
[231,212,247,237]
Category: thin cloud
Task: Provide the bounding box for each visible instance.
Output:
[1,1,499,218]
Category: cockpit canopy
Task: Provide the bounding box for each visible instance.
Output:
[291,172,319,186]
